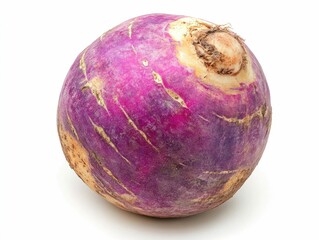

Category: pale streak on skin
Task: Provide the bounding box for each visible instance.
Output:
[94,172,137,206]
[131,45,137,54]
[79,48,88,81]
[142,60,148,67]
[128,20,135,39]
[103,166,136,196]
[213,104,267,124]
[66,113,79,140]
[198,115,210,122]
[114,97,159,152]
[79,50,109,117]
[100,32,106,41]
[91,153,136,196]
[95,179,128,208]
[82,77,110,115]
[152,71,188,108]
[89,117,131,165]
[203,169,241,175]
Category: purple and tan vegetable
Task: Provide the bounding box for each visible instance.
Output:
[57,14,271,218]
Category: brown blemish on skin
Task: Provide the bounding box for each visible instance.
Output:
[213,103,268,125]
[168,18,255,94]
[152,71,188,108]
[57,121,125,209]
[89,117,131,165]
[81,77,110,115]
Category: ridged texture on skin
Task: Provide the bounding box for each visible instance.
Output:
[57,14,271,218]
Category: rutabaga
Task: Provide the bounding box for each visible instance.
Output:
[57,14,271,218]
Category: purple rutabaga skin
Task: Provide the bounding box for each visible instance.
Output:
[57,14,271,218]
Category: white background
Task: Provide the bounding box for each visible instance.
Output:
[1,0,318,239]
